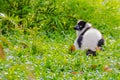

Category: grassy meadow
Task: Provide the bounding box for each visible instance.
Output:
[0,0,120,79]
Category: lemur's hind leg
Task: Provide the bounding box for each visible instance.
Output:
[97,38,104,50]
[86,49,96,56]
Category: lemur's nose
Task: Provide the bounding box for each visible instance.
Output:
[74,25,79,30]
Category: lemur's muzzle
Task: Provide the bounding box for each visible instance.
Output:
[74,25,79,30]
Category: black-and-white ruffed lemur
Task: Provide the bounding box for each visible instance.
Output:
[71,20,104,56]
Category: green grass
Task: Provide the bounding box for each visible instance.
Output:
[0,28,120,79]
[0,0,120,79]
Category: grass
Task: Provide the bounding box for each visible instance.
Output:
[0,0,120,79]
[0,27,120,79]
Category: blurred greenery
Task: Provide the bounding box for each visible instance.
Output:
[0,0,120,79]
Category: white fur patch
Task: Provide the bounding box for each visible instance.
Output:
[74,28,102,51]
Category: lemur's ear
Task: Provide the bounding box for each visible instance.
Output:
[77,21,86,27]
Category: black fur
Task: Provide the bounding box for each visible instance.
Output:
[77,35,83,48]
[86,49,96,56]
[78,21,86,30]
[81,27,91,35]
[86,38,104,56]
[98,38,104,47]
[77,27,91,48]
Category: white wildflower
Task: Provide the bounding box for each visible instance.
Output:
[0,13,5,17]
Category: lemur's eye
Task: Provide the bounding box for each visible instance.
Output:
[80,25,82,27]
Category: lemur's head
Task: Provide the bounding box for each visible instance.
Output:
[74,20,92,31]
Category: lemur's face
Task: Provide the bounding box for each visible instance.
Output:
[74,20,86,31]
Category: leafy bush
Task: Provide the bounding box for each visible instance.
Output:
[0,0,120,33]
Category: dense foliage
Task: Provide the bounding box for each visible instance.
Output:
[0,0,120,79]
